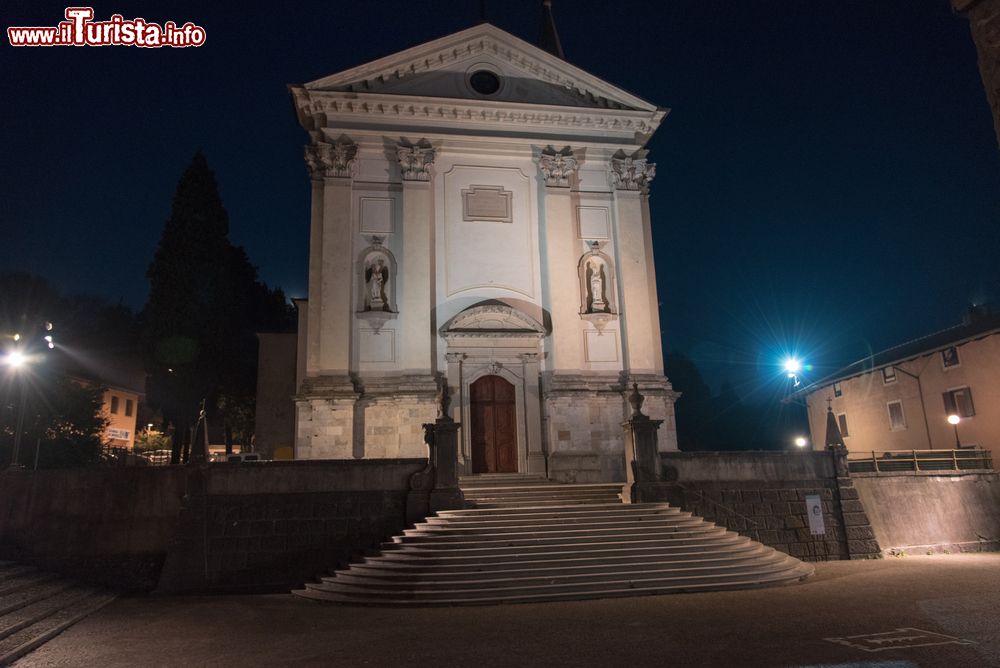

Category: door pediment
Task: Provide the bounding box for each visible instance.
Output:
[442,302,546,338]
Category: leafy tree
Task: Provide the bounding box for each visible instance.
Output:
[142,152,292,463]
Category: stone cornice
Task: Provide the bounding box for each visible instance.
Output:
[292,89,664,141]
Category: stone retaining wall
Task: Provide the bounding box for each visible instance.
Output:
[0,460,425,593]
[661,452,881,561]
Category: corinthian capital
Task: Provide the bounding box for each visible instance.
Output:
[609,151,655,192]
[538,146,579,188]
[396,143,435,181]
[304,140,357,179]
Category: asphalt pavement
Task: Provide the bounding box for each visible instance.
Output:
[13,554,1000,668]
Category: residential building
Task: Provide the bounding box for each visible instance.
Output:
[800,309,1000,459]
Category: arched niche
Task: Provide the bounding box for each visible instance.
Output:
[578,246,617,316]
[357,237,398,314]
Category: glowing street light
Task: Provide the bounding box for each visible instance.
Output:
[783,357,802,376]
[794,436,808,448]
[948,414,962,449]
[2,350,27,369]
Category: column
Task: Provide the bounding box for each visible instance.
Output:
[396,143,435,374]
[538,147,583,371]
[610,151,661,375]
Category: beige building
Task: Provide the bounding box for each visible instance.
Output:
[279,22,679,482]
[102,385,141,450]
[801,311,1000,460]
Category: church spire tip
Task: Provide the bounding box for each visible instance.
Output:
[539,0,565,60]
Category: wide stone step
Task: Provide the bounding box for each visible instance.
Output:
[381,530,739,559]
[330,555,793,591]
[396,523,718,546]
[336,549,786,586]
[297,560,813,605]
[0,573,57,598]
[375,531,751,560]
[413,516,704,536]
[0,567,116,666]
[358,539,767,572]
[439,502,646,518]
[462,482,623,493]
[435,505,676,523]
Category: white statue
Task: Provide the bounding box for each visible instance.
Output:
[588,259,606,312]
[366,258,389,310]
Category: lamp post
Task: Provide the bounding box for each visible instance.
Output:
[794,436,808,449]
[948,414,961,449]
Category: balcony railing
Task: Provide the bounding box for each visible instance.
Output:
[848,448,993,474]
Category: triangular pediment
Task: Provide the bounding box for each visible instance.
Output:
[303,24,658,113]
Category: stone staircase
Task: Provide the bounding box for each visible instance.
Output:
[0,561,116,666]
[293,475,814,606]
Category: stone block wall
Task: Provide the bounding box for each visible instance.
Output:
[295,398,356,458]
[1,460,426,593]
[359,397,437,459]
[661,451,881,561]
[545,390,627,483]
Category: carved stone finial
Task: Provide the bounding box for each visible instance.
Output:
[487,361,502,375]
[304,140,357,179]
[397,144,435,181]
[538,146,579,187]
[628,382,645,417]
[370,235,384,247]
[609,152,655,192]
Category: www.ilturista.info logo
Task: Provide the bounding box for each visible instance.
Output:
[8,7,206,48]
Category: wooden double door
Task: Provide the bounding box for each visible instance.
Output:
[470,375,518,474]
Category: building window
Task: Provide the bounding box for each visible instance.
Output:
[943,386,975,418]
[941,346,960,368]
[887,400,906,431]
[125,399,133,417]
[110,395,119,414]
[882,367,896,384]
[837,413,850,438]
[833,382,842,398]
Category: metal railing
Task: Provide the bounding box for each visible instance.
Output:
[847,448,993,474]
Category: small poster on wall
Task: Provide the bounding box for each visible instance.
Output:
[805,494,825,535]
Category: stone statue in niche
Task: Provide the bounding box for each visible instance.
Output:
[365,257,390,311]
[586,258,609,313]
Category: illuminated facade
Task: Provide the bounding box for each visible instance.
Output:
[286,23,678,481]
[801,311,1000,460]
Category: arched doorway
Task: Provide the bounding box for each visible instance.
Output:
[470,375,518,474]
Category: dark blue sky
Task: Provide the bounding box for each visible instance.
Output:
[2,1,998,393]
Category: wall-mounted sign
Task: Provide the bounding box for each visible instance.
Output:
[805,494,825,535]
[107,428,130,441]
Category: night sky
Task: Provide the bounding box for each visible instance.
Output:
[3,1,998,395]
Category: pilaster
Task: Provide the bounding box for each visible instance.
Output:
[397,142,435,374]
[610,151,661,375]
[538,147,583,372]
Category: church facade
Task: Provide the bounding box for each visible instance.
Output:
[287,23,678,482]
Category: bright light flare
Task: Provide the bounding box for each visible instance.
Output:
[783,357,802,375]
[948,414,961,425]
[3,350,27,369]
[794,436,808,448]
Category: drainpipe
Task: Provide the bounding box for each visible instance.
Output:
[892,365,933,450]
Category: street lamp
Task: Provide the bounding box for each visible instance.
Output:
[794,436,808,448]
[948,414,961,449]
[3,323,55,467]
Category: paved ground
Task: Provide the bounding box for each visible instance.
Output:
[13,554,1000,667]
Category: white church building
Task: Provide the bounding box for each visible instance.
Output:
[283,19,678,482]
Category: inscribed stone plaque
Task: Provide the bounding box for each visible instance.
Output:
[577,206,610,239]
[462,185,513,223]
[359,328,395,363]
[360,197,394,234]
[584,330,618,362]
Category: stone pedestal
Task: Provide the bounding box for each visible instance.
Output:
[622,383,674,503]
[406,417,465,524]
